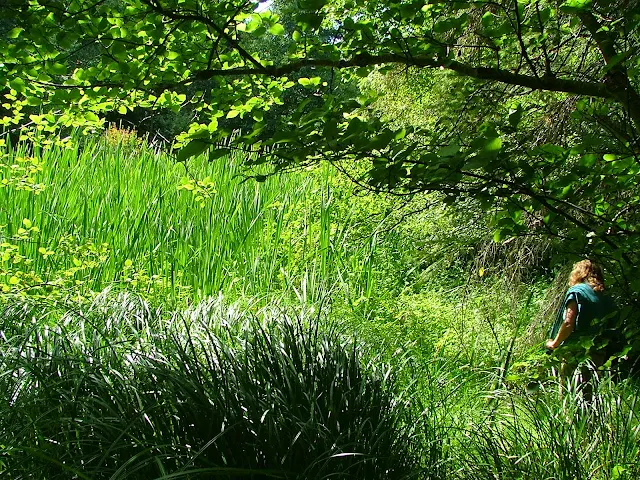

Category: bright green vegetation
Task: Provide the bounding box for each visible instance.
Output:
[0,129,379,303]
[3,0,640,296]
[2,132,640,478]
[2,0,640,476]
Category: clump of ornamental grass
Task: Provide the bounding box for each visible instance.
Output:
[0,293,425,479]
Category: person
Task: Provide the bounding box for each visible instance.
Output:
[545,259,615,398]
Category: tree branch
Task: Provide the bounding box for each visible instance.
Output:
[192,53,614,100]
[139,0,267,73]
[577,9,640,129]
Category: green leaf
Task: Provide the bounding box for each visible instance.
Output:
[269,23,285,35]
[483,137,502,152]
[493,229,506,242]
[508,105,522,128]
[208,148,228,160]
[580,154,597,167]
[208,118,219,132]
[434,18,458,34]
[611,465,626,480]
[298,77,321,87]
[394,128,407,140]
[177,140,210,162]
[481,12,494,28]
[7,27,24,39]
[9,77,26,93]
[50,63,67,75]
[323,119,339,140]
[245,16,262,33]
[438,144,460,157]
[578,336,595,349]
[560,0,592,13]
[188,128,211,140]
[74,68,88,81]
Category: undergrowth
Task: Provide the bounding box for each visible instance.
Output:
[2,131,640,478]
[2,293,639,479]
[0,294,424,479]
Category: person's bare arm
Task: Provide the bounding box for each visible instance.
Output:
[546,300,578,350]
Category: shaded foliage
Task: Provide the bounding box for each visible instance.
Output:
[1,294,424,479]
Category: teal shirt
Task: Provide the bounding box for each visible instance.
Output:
[548,283,615,341]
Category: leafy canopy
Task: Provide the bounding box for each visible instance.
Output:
[1,0,640,293]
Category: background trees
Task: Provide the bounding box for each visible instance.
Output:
[1,0,639,298]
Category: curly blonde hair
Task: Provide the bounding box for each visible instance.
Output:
[569,259,605,292]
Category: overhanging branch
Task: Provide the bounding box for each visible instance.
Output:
[192,53,615,101]
[139,0,267,73]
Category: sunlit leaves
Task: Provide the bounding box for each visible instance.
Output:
[0,0,638,282]
[9,78,26,93]
[560,0,593,13]
[177,176,217,207]
[298,77,322,87]
[0,217,111,296]
[269,23,286,36]
[483,137,503,153]
[7,28,24,39]
[0,156,45,194]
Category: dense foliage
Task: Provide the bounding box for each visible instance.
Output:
[1,295,423,478]
[1,1,639,288]
[3,292,639,479]
[0,130,379,301]
[2,0,640,477]
[1,130,639,478]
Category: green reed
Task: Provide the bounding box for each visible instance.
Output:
[0,130,377,303]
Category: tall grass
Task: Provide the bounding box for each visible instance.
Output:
[459,380,640,479]
[0,293,424,479]
[3,131,640,479]
[3,291,639,479]
[0,129,376,303]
